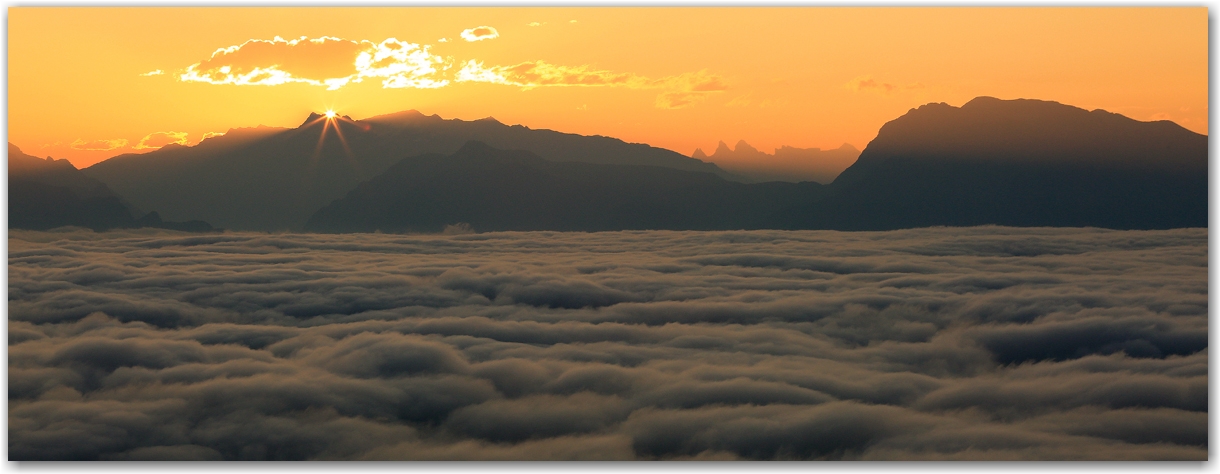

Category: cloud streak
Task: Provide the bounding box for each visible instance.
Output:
[8,226,1206,460]
[69,138,129,151]
[134,131,189,150]
[847,75,925,95]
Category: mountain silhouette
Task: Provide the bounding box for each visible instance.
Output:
[693,140,860,184]
[9,144,213,231]
[303,97,1205,233]
[822,97,1207,230]
[304,141,824,233]
[66,97,1206,233]
[82,112,733,231]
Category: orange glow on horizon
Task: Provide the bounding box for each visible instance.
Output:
[7,7,1207,168]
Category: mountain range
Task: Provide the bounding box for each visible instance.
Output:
[11,96,1207,233]
[9,144,212,231]
[693,140,860,184]
[81,111,731,231]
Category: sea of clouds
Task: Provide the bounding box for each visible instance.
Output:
[7,226,1207,460]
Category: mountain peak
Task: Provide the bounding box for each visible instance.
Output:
[858,96,1207,174]
[692,148,708,160]
[734,140,759,154]
[299,112,325,128]
[960,96,1004,108]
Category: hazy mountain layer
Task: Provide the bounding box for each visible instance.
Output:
[693,140,860,184]
[305,141,824,233]
[82,112,732,231]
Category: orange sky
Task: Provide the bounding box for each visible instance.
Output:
[7,7,1208,168]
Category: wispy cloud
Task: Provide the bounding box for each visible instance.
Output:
[201,132,226,141]
[460,26,499,42]
[140,69,164,77]
[69,138,128,151]
[134,131,189,150]
[457,60,645,88]
[847,76,925,95]
[655,92,708,109]
[457,61,726,108]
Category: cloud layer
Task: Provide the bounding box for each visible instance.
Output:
[8,226,1207,460]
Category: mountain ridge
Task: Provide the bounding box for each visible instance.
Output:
[82,110,735,231]
[37,96,1208,232]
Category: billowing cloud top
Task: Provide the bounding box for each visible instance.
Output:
[180,36,448,91]
[170,35,724,107]
[460,26,499,42]
[8,226,1207,460]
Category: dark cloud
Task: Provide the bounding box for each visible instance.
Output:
[7,226,1207,460]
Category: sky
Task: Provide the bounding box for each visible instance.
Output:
[7,7,1209,168]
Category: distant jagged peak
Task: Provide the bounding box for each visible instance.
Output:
[733,140,761,155]
[474,116,502,124]
[775,144,822,154]
[773,143,859,156]
[699,139,858,160]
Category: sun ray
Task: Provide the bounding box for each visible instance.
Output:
[329,114,362,175]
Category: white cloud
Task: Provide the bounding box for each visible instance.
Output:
[460,26,500,42]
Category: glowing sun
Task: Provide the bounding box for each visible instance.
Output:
[325,110,336,119]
